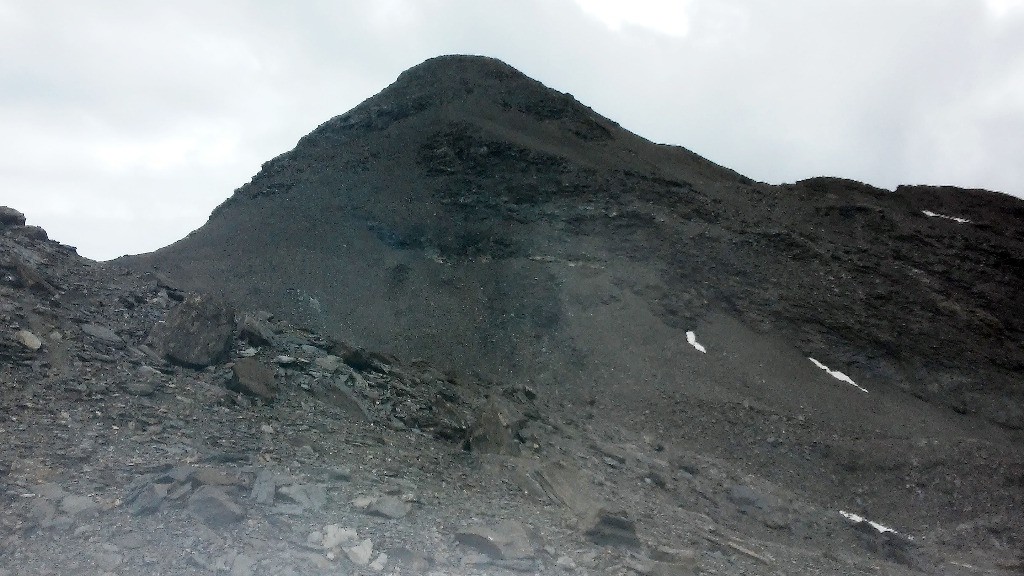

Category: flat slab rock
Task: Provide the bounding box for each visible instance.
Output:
[229,357,278,400]
[455,520,536,560]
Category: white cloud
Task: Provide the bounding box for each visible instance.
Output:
[573,0,693,37]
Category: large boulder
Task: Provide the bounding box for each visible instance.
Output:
[150,293,235,367]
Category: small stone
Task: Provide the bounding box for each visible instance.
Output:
[274,355,297,365]
[322,524,357,549]
[556,555,576,569]
[455,520,535,560]
[466,397,525,455]
[250,470,278,505]
[314,355,344,372]
[239,347,258,357]
[369,552,388,572]
[122,377,157,396]
[129,483,167,516]
[228,357,277,400]
[238,313,277,346]
[80,323,124,345]
[193,468,240,486]
[60,494,99,516]
[278,484,327,511]
[188,486,245,527]
[583,507,641,548]
[345,539,374,566]
[365,495,412,519]
[351,495,375,509]
[260,424,274,434]
[14,330,42,351]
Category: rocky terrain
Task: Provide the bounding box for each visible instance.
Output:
[4,55,1024,575]
[6,205,1022,575]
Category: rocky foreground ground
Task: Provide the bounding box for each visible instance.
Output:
[3,204,1022,575]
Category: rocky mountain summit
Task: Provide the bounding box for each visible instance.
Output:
[5,55,1024,575]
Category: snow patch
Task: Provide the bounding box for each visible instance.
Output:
[686,331,706,353]
[922,210,970,224]
[808,358,868,393]
[839,510,904,536]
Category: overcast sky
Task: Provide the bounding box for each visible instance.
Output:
[2,0,1023,260]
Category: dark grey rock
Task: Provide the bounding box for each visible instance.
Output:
[17,225,48,240]
[311,381,371,420]
[238,312,277,346]
[228,357,277,400]
[466,397,524,455]
[0,206,26,227]
[187,486,245,527]
[150,293,235,367]
[81,323,124,346]
[583,507,641,548]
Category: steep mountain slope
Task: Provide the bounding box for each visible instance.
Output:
[122,55,1024,551]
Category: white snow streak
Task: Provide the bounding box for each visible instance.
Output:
[685,331,706,353]
[808,358,868,393]
[922,210,971,224]
[839,510,903,536]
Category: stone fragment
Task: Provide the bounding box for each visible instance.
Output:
[345,539,374,566]
[80,323,124,345]
[0,206,26,227]
[513,460,597,517]
[314,355,344,372]
[250,470,278,505]
[14,330,42,351]
[60,494,100,516]
[238,313,277,346]
[150,293,235,367]
[129,483,168,516]
[277,484,327,511]
[187,486,245,527]
[455,520,535,560]
[466,397,524,455]
[193,468,240,486]
[322,524,358,549]
[369,553,388,572]
[365,495,412,519]
[311,381,371,420]
[228,358,277,400]
[583,508,641,548]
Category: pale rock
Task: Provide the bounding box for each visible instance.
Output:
[345,539,374,566]
[14,330,42,351]
[322,524,358,549]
